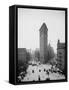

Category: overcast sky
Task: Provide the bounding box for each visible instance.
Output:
[18,8,65,53]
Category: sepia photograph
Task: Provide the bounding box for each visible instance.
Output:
[16,6,67,83]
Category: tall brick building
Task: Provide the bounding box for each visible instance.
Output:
[39,23,48,63]
[57,40,65,71]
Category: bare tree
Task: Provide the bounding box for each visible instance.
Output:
[34,49,40,61]
[47,44,55,61]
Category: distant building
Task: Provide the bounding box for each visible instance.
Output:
[39,23,48,63]
[18,48,27,65]
[57,40,65,71]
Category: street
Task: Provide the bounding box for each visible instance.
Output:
[18,60,65,82]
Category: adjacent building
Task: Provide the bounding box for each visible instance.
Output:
[57,40,65,71]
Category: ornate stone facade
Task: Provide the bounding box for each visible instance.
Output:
[39,23,48,63]
[57,40,65,71]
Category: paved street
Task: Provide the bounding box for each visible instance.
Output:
[18,60,65,82]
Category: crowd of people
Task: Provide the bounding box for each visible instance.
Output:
[17,60,65,82]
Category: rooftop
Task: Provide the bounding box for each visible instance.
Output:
[39,23,48,32]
